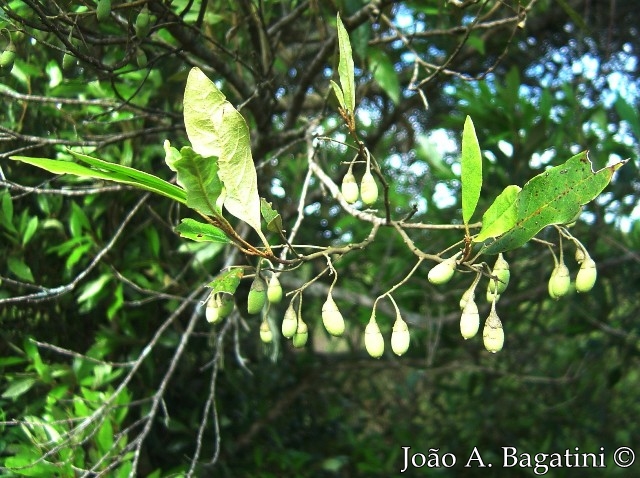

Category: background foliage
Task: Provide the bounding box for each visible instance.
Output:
[1,0,639,476]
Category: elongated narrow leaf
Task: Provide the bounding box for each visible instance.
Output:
[207,268,243,295]
[461,116,482,225]
[336,13,355,114]
[69,151,187,203]
[173,147,223,216]
[9,154,187,205]
[175,218,230,243]
[183,67,264,237]
[473,185,521,243]
[482,152,626,254]
[329,80,346,110]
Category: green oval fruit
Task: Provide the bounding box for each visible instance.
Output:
[428,257,456,285]
[247,276,267,314]
[488,253,510,294]
[364,318,384,358]
[135,5,151,39]
[259,319,273,343]
[460,298,480,340]
[267,274,283,304]
[292,320,308,348]
[391,317,410,356]
[341,169,359,204]
[62,52,76,70]
[548,263,570,299]
[575,258,596,293]
[205,293,234,323]
[486,288,500,303]
[0,37,16,76]
[136,48,148,68]
[281,303,298,338]
[483,309,504,353]
[360,170,378,205]
[96,0,111,22]
[321,295,345,336]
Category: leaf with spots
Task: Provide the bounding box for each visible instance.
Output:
[481,152,626,254]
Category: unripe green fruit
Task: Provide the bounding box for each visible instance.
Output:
[364,318,384,358]
[259,319,273,343]
[488,253,510,294]
[360,170,378,205]
[267,275,283,304]
[548,263,570,299]
[483,309,504,353]
[136,49,148,68]
[205,293,234,324]
[0,38,16,76]
[460,298,480,340]
[486,288,500,303]
[281,303,298,338]
[321,295,345,336]
[292,320,308,348]
[62,52,76,70]
[135,5,151,39]
[391,317,410,356]
[341,170,359,204]
[247,276,267,314]
[96,0,111,22]
[428,257,456,285]
[575,258,597,293]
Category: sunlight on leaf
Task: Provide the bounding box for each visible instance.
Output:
[474,185,521,243]
[461,115,482,225]
[336,13,355,114]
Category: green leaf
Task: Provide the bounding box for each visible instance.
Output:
[2,377,37,399]
[184,68,265,243]
[368,48,400,104]
[10,153,187,205]
[175,218,230,243]
[461,116,482,225]
[482,152,627,254]
[163,139,182,174]
[207,268,243,295]
[7,256,34,282]
[336,13,355,114]
[474,185,521,243]
[183,68,226,158]
[1,191,17,233]
[260,198,283,233]
[22,216,38,246]
[173,146,223,216]
[77,273,111,304]
[329,79,346,110]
